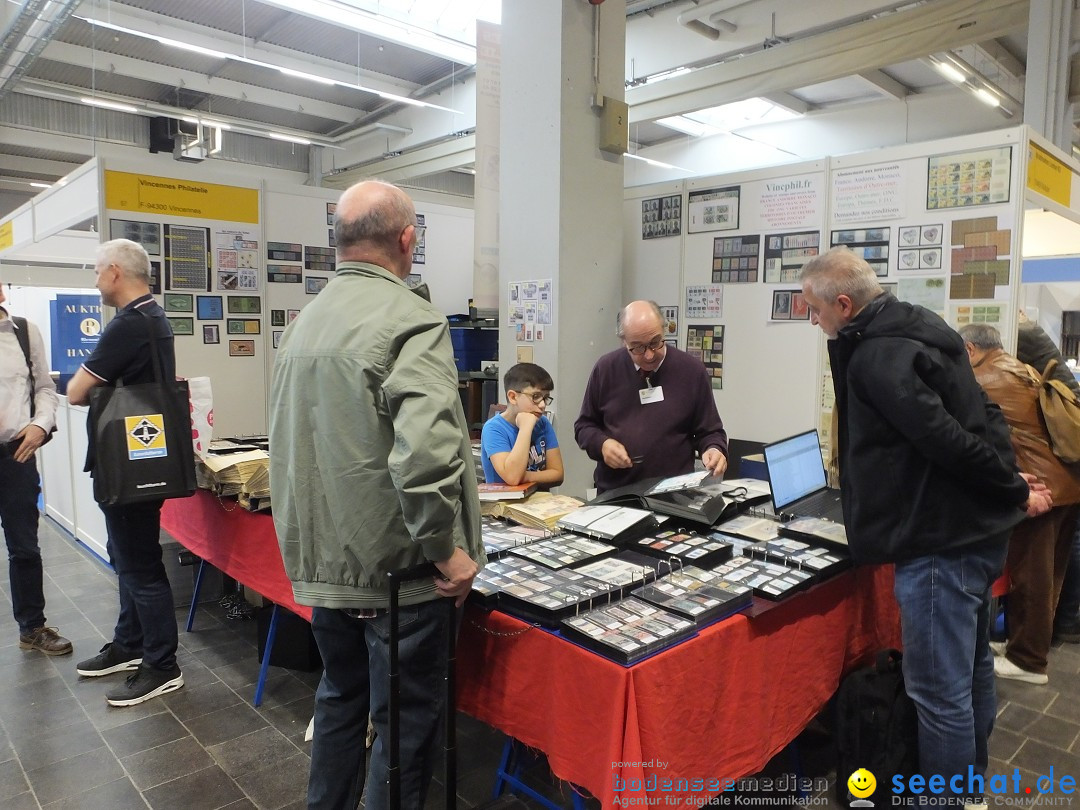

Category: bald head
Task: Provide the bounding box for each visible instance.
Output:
[334,180,418,277]
[617,300,664,339]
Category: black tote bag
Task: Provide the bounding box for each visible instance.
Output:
[88,311,196,506]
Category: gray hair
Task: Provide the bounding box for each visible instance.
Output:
[334,181,417,253]
[958,323,1003,350]
[97,239,151,284]
[616,300,664,338]
[799,247,883,309]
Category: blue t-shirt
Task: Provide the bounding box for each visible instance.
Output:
[480,413,559,484]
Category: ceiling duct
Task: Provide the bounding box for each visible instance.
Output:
[0,0,80,101]
[677,0,743,40]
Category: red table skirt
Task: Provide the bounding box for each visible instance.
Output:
[457,564,900,809]
[161,490,311,621]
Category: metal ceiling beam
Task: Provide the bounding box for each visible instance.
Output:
[0,153,79,177]
[626,0,1028,123]
[856,69,910,100]
[40,40,365,125]
[324,134,476,188]
[0,0,80,100]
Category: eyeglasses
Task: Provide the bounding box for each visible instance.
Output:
[515,390,553,406]
[625,337,666,356]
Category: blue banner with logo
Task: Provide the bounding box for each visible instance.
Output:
[50,295,102,390]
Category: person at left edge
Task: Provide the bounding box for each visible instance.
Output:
[67,238,184,707]
[0,278,71,656]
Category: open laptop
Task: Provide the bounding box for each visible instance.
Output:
[762,430,845,524]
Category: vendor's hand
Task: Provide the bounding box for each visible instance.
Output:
[514,411,539,432]
[434,547,478,607]
[1020,473,1053,517]
[702,447,727,478]
[601,438,632,469]
[11,425,46,463]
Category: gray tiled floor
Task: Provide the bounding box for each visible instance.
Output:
[1,516,1079,809]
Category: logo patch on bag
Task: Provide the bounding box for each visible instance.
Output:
[125,414,168,459]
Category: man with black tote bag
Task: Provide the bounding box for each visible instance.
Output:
[68,238,185,706]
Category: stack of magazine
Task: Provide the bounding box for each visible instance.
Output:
[482,492,585,531]
[198,449,270,510]
[631,566,752,626]
[629,529,733,568]
[559,597,697,666]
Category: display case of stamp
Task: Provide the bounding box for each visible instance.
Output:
[469,555,538,609]
[739,537,850,581]
[508,535,616,570]
[710,556,814,601]
[630,529,734,569]
[493,562,621,628]
[630,565,752,625]
[481,516,555,560]
[573,551,660,597]
[559,597,698,666]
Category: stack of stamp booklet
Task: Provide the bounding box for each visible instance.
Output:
[710,555,815,601]
[738,536,850,581]
[630,565,752,626]
[507,535,616,570]
[629,529,734,569]
[480,516,557,560]
[559,597,697,666]
[470,555,619,627]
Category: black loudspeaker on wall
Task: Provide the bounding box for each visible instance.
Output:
[148,117,173,153]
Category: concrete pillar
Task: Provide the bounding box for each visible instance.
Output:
[1024,0,1073,151]
[500,0,626,497]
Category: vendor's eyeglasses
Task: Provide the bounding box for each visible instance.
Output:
[625,337,665,356]
[515,390,554,406]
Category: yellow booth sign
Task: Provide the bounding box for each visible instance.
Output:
[105,171,259,223]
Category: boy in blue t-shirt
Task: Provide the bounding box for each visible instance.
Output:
[480,363,564,488]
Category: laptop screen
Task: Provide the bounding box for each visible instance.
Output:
[763,430,828,511]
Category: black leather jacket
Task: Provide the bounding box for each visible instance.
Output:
[829,294,1028,563]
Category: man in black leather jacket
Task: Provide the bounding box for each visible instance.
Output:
[800,247,1050,799]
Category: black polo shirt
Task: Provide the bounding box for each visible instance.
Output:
[83,294,175,386]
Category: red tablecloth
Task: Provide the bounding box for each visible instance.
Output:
[457,564,900,809]
[161,490,311,621]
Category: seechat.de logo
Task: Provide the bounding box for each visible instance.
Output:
[849,768,878,807]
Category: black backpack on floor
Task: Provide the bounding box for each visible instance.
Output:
[834,648,919,802]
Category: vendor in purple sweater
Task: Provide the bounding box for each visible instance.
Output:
[574,300,728,493]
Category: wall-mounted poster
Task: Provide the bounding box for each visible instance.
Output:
[927,146,1011,210]
[641,194,682,239]
[227,318,261,335]
[164,224,210,291]
[763,231,820,283]
[685,324,724,389]
[830,228,890,277]
[271,310,286,327]
[273,330,283,349]
[203,324,220,344]
[685,285,723,319]
[770,290,810,321]
[229,339,255,357]
[305,276,329,295]
[163,293,193,313]
[227,295,261,315]
[687,186,740,234]
[110,219,161,256]
[660,306,679,347]
[166,317,193,336]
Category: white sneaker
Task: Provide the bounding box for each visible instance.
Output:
[989,640,1006,657]
[993,655,1048,685]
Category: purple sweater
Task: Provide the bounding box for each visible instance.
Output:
[574,346,727,492]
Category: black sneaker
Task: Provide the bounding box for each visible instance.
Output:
[105,664,184,706]
[76,643,142,677]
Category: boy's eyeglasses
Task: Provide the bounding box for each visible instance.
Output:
[515,390,554,406]
[625,337,666,356]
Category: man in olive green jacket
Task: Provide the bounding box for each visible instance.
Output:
[269,180,484,810]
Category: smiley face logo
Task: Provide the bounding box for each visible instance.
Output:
[847,769,876,799]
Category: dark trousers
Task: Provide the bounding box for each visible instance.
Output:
[1005,503,1080,673]
[0,455,46,634]
[307,600,450,810]
[1054,523,1080,627]
[101,500,178,671]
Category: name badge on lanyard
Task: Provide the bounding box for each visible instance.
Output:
[639,385,665,405]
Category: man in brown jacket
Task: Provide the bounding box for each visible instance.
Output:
[961,323,1080,684]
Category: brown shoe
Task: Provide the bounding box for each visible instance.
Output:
[19,626,73,656]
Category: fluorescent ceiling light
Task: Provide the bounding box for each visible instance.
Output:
[932,60,967,83]
[658,98,800,139]
[657,115,716,138]
[645,66,692,84]
[623,152,692,173]
[269,132,313,145]
[973,87,1001,108]
[80,97,139,113]
[29,182,51,188]
[75,15,461,114]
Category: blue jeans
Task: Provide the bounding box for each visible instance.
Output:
[893,531,1009,793]
[307,600,450,810]
[0,455,46,634]
[101,500,178,670]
